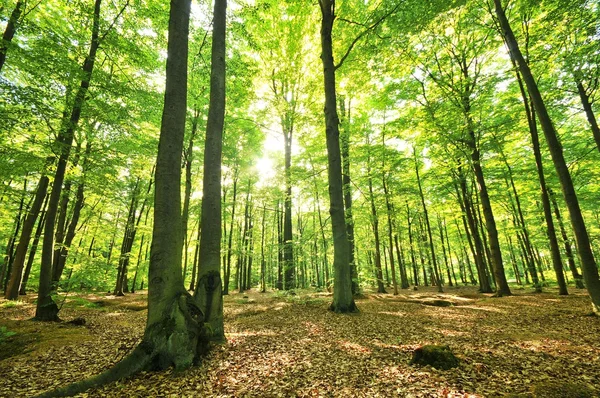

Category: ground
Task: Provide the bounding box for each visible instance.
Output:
[0,286,599,397]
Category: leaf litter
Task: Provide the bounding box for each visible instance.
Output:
[0,286,599,397]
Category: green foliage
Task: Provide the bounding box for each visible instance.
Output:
[0,326,16,342]
[1,300,25,309]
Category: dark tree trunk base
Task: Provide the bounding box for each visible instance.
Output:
[34,300,60,322]
[329,302,359,314]
[37,293,208,398]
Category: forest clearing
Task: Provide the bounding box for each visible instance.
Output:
[1,287,599,398]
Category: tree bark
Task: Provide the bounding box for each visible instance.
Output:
[340,97,358,295]
[223,168,238,294]
[575,78,600,153]
[5,177,48,299]
[19,195,48,295]
[282,114,294,291]
[181,109,199,284]
[35,0,102,321]
[406,203,418,287]
[319,0,356,312]
[0,0,24,72]
[414,149,442,292]
[495,0,600,313]
[549,188,584,288]
[383,176,398,295]
[114,179,140,296]
[456,172,492,292]
[194,0,227,340]
[367,168,386,293]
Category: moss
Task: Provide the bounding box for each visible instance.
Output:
[0,330,39,360]
[1,300,25,309]
[410,345,459,370]
[532,381,595,398]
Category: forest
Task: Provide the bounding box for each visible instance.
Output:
[1,0,599,396]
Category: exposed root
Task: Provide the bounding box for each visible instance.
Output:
[36,291,209,397]
[36,343,153,398]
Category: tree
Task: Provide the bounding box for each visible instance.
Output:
[37,0,208,395]
[318,0,357,313]
[494,0,600,314]
[194,0,227,341]
[35,0,104,321]
[0,0,25,71]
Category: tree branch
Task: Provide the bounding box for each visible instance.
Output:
[334,3,399,71]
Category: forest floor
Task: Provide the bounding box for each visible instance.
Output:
[0,285,599,398]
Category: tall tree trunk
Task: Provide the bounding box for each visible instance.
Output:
[495,0,600,313]
[182,109,200,283]
[260,205,266,293]
[189,210,201,291]
[35,0,102,321]
[508,52,565,293]
[223,168,238,295]
[194,0,227,340]
[38,2,207,395]
[575,78,600,153]
[52,144,82,285]
[5,177,48,299]
[0,0,24,72]
[114,180,140,296]
[1,177,27,291]
[20,194,49,295]
[245,201,254,290]
[276,201,283,290]
[469,141,510,295]
[144,0,201,368]
[406,203,418,287]
[283,120,294,291]
[414,149,442,292]
[382,174,398,294]
[52,142,91,286]
[52,172,85,287]
[549,188,584,288]
[456,172,492,292]
[439,217,453,287]
[368,171,386,293]
[394,233,409,289]
[340,97,358,295]
[443,219,457,286]
[319,0,356,313]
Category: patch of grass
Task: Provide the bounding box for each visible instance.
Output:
[63,296,101,308]
[285,295,328,306]
[532,381,595,398]
[0,326,16,342]
[1,300,25,309]
[0,326,37,360]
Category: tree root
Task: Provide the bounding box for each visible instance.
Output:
[36,342,154,398]
[36,292,208,398]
